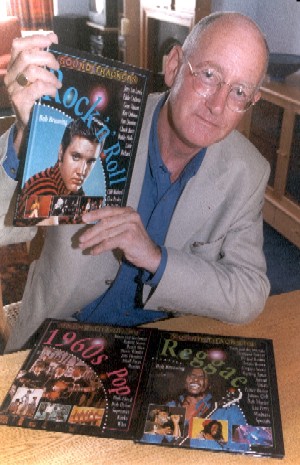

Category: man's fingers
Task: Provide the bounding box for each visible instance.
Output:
[9,33,58,63]
[79,220,128,250]
[82,206,132,224]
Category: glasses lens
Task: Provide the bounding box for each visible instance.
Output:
[192,67,220,97]
[227,86,253,112]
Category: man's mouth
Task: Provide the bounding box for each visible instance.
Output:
[189,383,201,389]
[197,114,220,128]
[71,178,83,186]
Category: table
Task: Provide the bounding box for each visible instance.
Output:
[0,290,299,465]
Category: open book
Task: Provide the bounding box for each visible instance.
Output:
[14,45,149,225]
[0,319,284,458]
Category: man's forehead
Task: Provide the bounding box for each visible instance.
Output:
[192,25,266,87]
[189,368,205,375]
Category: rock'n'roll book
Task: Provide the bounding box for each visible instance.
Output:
[0,319,284,458]
[13,45,150,225]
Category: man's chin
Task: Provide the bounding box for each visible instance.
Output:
[68,185,83,193]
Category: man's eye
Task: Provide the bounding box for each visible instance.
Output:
[199,69,219,86]
[202,69,215,79]
[232,87,247,100]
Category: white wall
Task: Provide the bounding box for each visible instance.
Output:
[53,0,89,16]
[212,0,300,54]
[212,0,259,19]
[257,0,300,54]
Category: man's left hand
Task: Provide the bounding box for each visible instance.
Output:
[79,206,161,274]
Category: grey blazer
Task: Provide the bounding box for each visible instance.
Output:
[0,93,270,352]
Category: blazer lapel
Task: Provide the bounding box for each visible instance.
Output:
[165,141,231,248]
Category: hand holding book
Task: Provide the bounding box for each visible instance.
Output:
[79,205,162,274]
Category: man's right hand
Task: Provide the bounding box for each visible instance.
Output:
[4,33,62,153]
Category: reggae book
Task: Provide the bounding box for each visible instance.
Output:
[0,319,284,458]
[13,45,149,225]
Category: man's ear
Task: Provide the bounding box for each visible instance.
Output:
[58,145,63,163]
[164,45,183,88]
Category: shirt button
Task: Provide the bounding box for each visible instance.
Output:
[10,168,16,175]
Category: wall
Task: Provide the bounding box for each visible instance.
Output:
[53,0,89,16]
[257,0,300,54]
[212,0,300,54]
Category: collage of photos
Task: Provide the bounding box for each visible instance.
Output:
[139,365,273,453]
[0,346,107,432]
[23,194,104,224]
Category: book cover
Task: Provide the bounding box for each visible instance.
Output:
[136,330,284,458]
[0,320,284,458]
[0,320,155,439]
[13,45,150,225]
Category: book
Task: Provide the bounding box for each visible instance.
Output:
[13,45,150,225]
[0,319,284,458]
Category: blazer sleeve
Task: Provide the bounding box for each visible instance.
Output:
[0,128,37,245]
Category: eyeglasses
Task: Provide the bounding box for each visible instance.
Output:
[186,60,257,113]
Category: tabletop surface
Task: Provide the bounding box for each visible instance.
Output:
[0,290,299,465]
[262,72,300,106]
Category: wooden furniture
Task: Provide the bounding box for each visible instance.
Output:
[87,21,119,60]
[0,278,7,353]
[139,1,211,90]
[0,290,299,465]
[239,73,300,248]
[52,15,90,53]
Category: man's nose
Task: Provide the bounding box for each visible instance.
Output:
[77,161,88,177]
[205,84,230,115]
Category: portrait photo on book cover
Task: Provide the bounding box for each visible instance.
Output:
[17,106,107,224]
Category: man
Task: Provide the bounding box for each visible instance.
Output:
[0,12,270,352]
[144,406,182,438]
[199,419,225,442]
[16,360,50,389]
[167,368,212,423]
[16,117,104,222]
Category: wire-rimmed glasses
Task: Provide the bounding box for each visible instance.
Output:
[186,60,258,113]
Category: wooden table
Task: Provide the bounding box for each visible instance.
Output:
[0,291,299,465]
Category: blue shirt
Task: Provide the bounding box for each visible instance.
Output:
[76,96,206,326]
[3,126,19,179]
